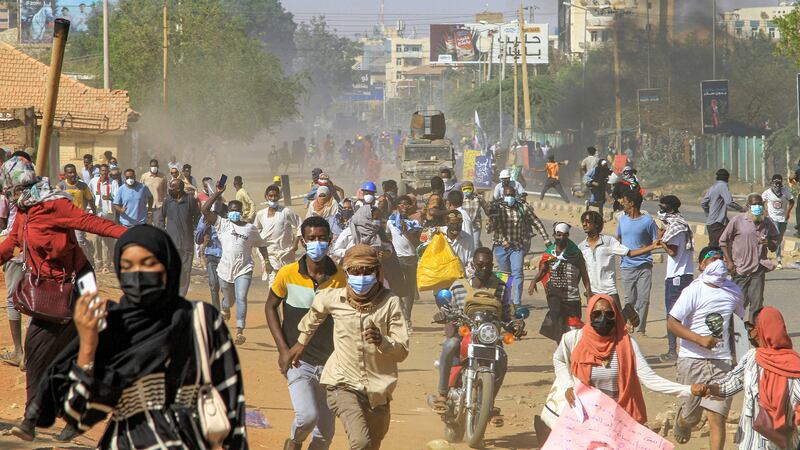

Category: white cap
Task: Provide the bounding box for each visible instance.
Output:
[499,169,510,179]
[554,222,571,233]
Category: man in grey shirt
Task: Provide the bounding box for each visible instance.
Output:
[700,169,744,246]
[160,179,201,296]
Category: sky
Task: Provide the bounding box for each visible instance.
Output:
[281,0,788,37]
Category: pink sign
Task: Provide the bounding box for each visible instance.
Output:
[542,382,674,450]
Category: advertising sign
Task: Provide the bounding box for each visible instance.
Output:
[637,88,662,133]
[430,22,548,65]
[20,0,95,44]
[462,149,482,181]
[700,80,729,134]
[473,155,493,189]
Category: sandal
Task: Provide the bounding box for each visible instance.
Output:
[234,333,246,345]
[672,405,692,444]
[221,309,231,321]
[427,394,447,414]
[490,408,504,427]
[0,351,22,367]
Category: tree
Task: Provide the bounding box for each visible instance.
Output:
[293,17,362,112]
[230,0,297,64]
[69,0,301,143]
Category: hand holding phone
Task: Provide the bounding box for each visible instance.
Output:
[77,272,107,332]
[218,174,228,189]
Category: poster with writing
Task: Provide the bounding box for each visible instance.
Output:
[473,155,493,189]
[542,382,674,450]
[462,149,481,181]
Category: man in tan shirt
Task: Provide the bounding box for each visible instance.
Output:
[140,158,167,225]
[289,244,409,450]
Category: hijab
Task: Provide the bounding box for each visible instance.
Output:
[308,186,338,218]
[1,156,71,209]
[349,204,382,248]
[31,225,193,427]
[754,307,800,433]
[571,294,648,424]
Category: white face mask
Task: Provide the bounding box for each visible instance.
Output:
[149,166,158,174]
[125,178,135,186]
[363,194,375,204]
[266,200,279,208]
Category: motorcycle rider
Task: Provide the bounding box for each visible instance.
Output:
[428,247,514,426]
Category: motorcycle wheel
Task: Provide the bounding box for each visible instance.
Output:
[444,422,465,443]
[464,371,495,448]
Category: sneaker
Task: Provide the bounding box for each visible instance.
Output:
[10,418,35,441]
[777,262,783,270]
[55,423,80,442]
[660,351,678,362]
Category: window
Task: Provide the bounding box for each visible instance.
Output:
[590,31,598,42]
[601,30,609,41]
[396,44,402,52]
[396,58,402,65]
[74,142,95,160]
[769,27,776,38]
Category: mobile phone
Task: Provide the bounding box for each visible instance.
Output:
[77,272,107,332]
[218,174,228,188]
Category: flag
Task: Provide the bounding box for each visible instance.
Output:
[474,110,487,151]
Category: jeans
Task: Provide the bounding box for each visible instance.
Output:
[287,361,335,449]
[220,272,253,329]
[94,235,115,270]
[205,255,221,309]
[5,260,24,321]
[74,229,94,266]
[471,229,482,249]
[775,221,787,260]
[540,178,570,203]
[732,267,766,321]
[179,249,194,297]
[396,255,418,320]
[493,244,529,306]
[620,264,653,333]
[664,274,693,353]
[436,334,508,398]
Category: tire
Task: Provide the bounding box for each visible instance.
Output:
[444,422,465,443]
[464,371,495,448]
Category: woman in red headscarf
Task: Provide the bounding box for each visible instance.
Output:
[537,294,703,436]
[705,307,800,449]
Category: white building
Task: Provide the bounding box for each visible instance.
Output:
[384,26,430,98]
[722,2,797,40]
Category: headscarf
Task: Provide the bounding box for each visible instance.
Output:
[696,259,742,300]
[571,294,648,424]
[308,186,338,219]
[342,244,384,304]
[659,211,693,251]
[30,225,193,427]
[1,156,71,209]
[754,307,800,434]
[349,204,382,248]
[621,166,639,185]
[333,198,354,228]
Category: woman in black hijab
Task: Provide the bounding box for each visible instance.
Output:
[19,225,248,449]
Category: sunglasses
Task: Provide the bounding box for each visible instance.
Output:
[590,310,615,321]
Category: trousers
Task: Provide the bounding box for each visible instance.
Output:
[326,387,390,450]
[287,361,335,449]
[620,264,653,333]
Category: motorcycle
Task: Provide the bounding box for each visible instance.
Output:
[433,291,530,448]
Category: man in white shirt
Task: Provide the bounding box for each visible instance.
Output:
[439,210,475,268]
[493,169,525,200]
[655,195,694,362]
[579,146,599,179]
[446,190,473,237]
[667,256,745,450]
[254,184,302,288]
[387,195,422,321]
[202,184,269,346]
[762,174,795,268]
[89,164,119,272]
[578,210,658,310]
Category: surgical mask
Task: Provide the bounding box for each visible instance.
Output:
[591,315,616,336]
[750,204,764,217]
[462,190,474,198]
[475,269,492,282]
[227,211,242,222]
[149,166,158,174]
[305,240,329,262]
[657,210,667,221]
[125,178,135,186]
[372,219,382,226]
[347,273,377,295]
[442,177,453,186]
[503,196,516,206]
[363,194,375,204]
[266,200,279,208]
[119,271,166,307]
[340,209,354,220]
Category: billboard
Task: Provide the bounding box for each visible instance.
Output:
[701,80,729,134]
[637,88,662,133]
[430,22,548,65]
[19,0,95,44]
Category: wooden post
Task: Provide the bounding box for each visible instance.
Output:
[612,23,622,152]
[162,1,169,110]
[519,2,531,138]
[513,44,519,139]
[35,19,70,176]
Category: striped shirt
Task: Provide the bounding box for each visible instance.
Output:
[717,349,800,450]
[591,352,620,400]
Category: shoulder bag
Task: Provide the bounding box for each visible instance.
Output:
[752,383,793,449]
[12,216,75,324]
[192,302,231,449]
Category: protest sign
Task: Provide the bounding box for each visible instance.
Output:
[542,382,673,450]
[462,149,481,181]
[473,155,493,189]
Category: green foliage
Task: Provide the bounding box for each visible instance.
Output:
[775,6,800,66]
[638,133,690,185]
[230,0,297,64]
[68,0,301,143]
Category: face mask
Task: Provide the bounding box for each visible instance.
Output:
[305,240,329,262]
[110,163,118,170]
[170,190,181,198]
[773,183,783,190]
[591,315,616,336]
[150,166,158,174]
[556,237,568,246]
[657,210,667,220]
[748,334,759,348]
[340,209,354,220]
[228,211,242,222]
[501,179,510,187]
[372,219,382,226]
[463,190,474,198]
[348,273,377,295]
[448,224,461,235]
[475,269,492,282]
[119,271,166,306]
[750,204,764,217]
[503,196,516,206]
[442,178,453,187]
[266,200,279,208]
[363,194,375,204]
[125,178,135,186]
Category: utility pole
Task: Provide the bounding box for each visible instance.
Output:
[513,41,519,139]
[499,43,504,144]
[645,0,650,88]
[162,1,169,110]
[613,22,622,152]
[518,2,532,138]
[102,0,109,89]
[37,19,70,176]
[712,0,717,79]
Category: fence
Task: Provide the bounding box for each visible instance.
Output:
[694,135,766,185]
[530,131,574,149]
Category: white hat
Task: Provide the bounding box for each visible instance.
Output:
[554,222,571,233]
[499,169,510,179]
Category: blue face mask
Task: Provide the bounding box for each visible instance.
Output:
[503,196,516,206]
[305,240,329,262]
[750,204,764,216]
[227,211,242,222]
[347,273,378,295]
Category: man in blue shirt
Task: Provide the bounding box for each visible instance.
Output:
[113,168,153,227]
[700,168,744,247]
[617,189,658,335]
[195,205,224,310]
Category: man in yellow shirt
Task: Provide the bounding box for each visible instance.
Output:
[58,163,96,261]
[234,175,256,222]
[140,158,167,225]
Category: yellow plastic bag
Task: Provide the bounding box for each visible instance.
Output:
[417,232,465,292]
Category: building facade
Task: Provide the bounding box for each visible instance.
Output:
[384,26,430,98]
[722,2,795,40]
